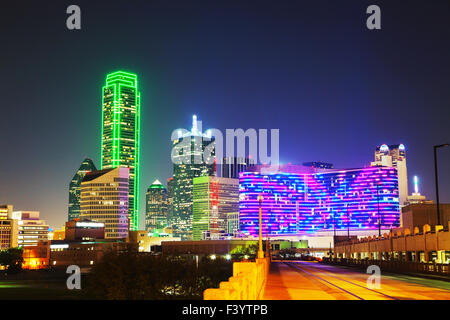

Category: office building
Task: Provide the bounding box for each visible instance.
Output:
[371,144,408,206]
[400,203,450,232]
[192,176,239,240]
[171,115,215,239]
[101,71,141,231]
[145,180,169,232]
[68,158,97,221]
[22,240,50,270]
[65,219,105,241]
[49,226,65,241]
[239,166,400,237]
[0,204,18,249]
[167,177,174,227]
[226,212,240,238]
[80,167,129,239]
[50,240,133,269]
[128,230,181,252]
[222,157,256,179]
[13,211,49,247]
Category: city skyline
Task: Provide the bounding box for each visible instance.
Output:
[1,1,450,230]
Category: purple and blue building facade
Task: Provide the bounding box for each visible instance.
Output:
[239,166,400,237]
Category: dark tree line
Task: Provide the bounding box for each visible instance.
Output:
[85,250,233,299]
[0,247,23,273]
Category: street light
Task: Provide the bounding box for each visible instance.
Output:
[257,194,264,259]
[434,144,449,226]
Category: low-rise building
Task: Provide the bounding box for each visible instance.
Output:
[0,204,18,249]
[22,240,50,269]
[13,211,49,247]
[400,203,450,232]
[50,240,134,269]
[65,219,105,241]
[334,223,450,263]
[128,230,180,252]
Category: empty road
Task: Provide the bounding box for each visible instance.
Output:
[263,261,450,300]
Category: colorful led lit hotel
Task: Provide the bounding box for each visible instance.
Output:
[239,167,400,236]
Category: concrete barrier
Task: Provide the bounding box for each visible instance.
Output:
[204,257,269,300]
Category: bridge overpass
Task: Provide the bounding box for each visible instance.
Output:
[205,259,450,300]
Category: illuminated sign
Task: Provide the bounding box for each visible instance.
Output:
[76,222,104,228]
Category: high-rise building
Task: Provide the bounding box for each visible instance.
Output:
[80,167,129,239]
[371,144,408,206]
[101,71,141,231]
[171,115,215,239]
[222,157,256,179]
[68,158,97,221]
[192,176,239,241]
[166,177,174,228]
[239,166,400,237]
[0,204,18,249]
[145,180,169,232]
[13,211,49,247]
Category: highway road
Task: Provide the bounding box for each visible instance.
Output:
[263,261,450,300]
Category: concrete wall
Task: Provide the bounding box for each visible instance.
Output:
[334,222,450,263]
[204,257,269,300]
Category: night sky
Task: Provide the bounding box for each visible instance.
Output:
[1,0,449,229]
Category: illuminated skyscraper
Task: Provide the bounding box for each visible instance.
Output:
[192,176,239,241]
[145,180,168,232]
[371,144,408,206]
[222,157,256,179]
[239,166,400,237]
[171,115,215,239]
[68,158,97,221]
[101,71,141,231]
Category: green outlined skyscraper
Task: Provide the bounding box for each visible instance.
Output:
[101,71,141,231]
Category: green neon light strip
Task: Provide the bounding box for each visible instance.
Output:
[101,71,140,230]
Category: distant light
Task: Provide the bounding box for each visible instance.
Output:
[225,254,231,260]
[50,244,69,249]
[414,175,419,194]
[399,144,405,150]
[244,255,249,259]
[380,144,389,152]
[76,222,104,228]
[210,254,216,260]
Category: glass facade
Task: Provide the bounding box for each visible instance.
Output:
[145,180,168,232]
[101,71,141,231]
[239,166,400,236]
[68,158,97,221]
[192,176,239,241]
[170,116,215,240]
[80,168,129,239]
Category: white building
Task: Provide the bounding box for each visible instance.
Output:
[371,143,408,206]
[13,210,49,247]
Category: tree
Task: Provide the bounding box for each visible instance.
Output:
[0,247,24,273]
[230,244,259,260]
[85,250,232,300]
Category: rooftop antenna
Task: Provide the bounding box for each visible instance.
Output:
[192,114,198,134]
